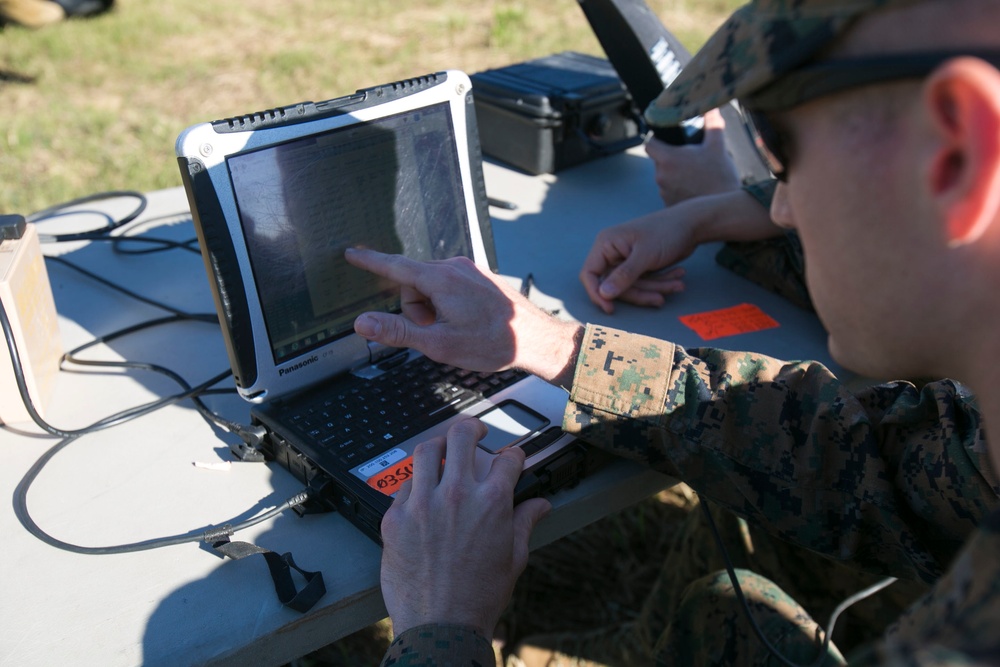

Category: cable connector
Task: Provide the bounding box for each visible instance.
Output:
[293,479,336,517]
[235,423,267,448]
[228,441,265,462]
[287,491,312,509]
[227,424,267,462]
[0,215,26,240]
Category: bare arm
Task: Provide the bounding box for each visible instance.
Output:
[580,189,782,313]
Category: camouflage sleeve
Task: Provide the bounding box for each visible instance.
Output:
[563,324,999,584]
[379,624,494,666]
[742,178,778,208]
[847,509,1000,664]
[717,178,814,310]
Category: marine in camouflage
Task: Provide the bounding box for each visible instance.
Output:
[378,0,1000,660]
[382,325,998,665]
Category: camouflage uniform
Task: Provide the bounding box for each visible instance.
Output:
[380,624,494,666]
[381,0,1000,664]
[719,180,815,312]
[382,327,998,665]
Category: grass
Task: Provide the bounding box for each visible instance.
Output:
[1,0,741,216]
[295,486,699,667]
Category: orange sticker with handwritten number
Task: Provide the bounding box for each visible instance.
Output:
[679,303,779,341]
[367,456,415,496]
[366,455,449,496]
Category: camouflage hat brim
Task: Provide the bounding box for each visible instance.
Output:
[645,0,910,127]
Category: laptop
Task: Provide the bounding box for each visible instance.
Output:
[175,71,606,543]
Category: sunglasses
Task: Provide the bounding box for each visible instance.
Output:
[740,50,1000,181]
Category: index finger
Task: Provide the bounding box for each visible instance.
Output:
[701,108,728,149]
[345,248,424,287]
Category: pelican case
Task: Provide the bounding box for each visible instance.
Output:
[470,51,643,175]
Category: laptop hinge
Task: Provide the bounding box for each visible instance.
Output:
[367,340,406,366]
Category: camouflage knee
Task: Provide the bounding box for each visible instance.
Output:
[655,569,846,667]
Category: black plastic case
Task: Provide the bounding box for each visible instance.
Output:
[470,51,642,174]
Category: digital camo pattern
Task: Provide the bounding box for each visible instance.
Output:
[645,0,921,127]
[658,507,1000,665]
[715,233,813,311]
[379,324,998,665]
[716,179,814,311]
[629,502,929,664]
[852,508,1000,664]
[380,624,495,666]
[562,324,999,663]
[565,325,997,583]
[663,568,847,666]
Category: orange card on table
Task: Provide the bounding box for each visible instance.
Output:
[678,303,780,341]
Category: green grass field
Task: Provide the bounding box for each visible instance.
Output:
[1,0,741,215]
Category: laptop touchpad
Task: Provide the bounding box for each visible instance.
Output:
[476,401,548,454]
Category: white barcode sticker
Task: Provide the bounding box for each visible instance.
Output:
[357,448,407,477]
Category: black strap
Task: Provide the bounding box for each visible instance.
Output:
[212,538,326,613]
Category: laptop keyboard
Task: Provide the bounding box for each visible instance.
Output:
[277,356,527,468]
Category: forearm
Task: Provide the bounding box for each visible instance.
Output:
[685,189,783,246]
[563,324,997,582]
[510,302,584,389]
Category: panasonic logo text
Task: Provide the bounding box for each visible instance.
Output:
[278,355,319,377]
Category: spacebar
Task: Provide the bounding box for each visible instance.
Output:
[411,394,480,433]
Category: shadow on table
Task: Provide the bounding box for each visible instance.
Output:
[138,463,384,666]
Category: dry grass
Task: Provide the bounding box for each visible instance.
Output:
[296,485,699,666]
[1,0,740,215]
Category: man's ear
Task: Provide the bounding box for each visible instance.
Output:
[923,57,1000,247]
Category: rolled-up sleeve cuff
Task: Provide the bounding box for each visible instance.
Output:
[380,624,494,666]
[563,324,676,441]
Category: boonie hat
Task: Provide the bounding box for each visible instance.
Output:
[646,0,921,127]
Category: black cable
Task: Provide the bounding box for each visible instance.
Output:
[110,234,201,255]
[13,435,310,554]
[27,191,147,242]
[36,209,201,255]
[9,357,304,554]
[699,498,897,667]
[5,193,303,556]
[106,210,201,256]
[10,195,245,439]
[32,200,267,443]
[57,314,258,438]
[0,288,234,438]
[4,302,291,553]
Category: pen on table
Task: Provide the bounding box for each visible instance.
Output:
[520,273,534,298]
[488,196,518,211]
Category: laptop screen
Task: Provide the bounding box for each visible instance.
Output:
[226,101,474,365]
